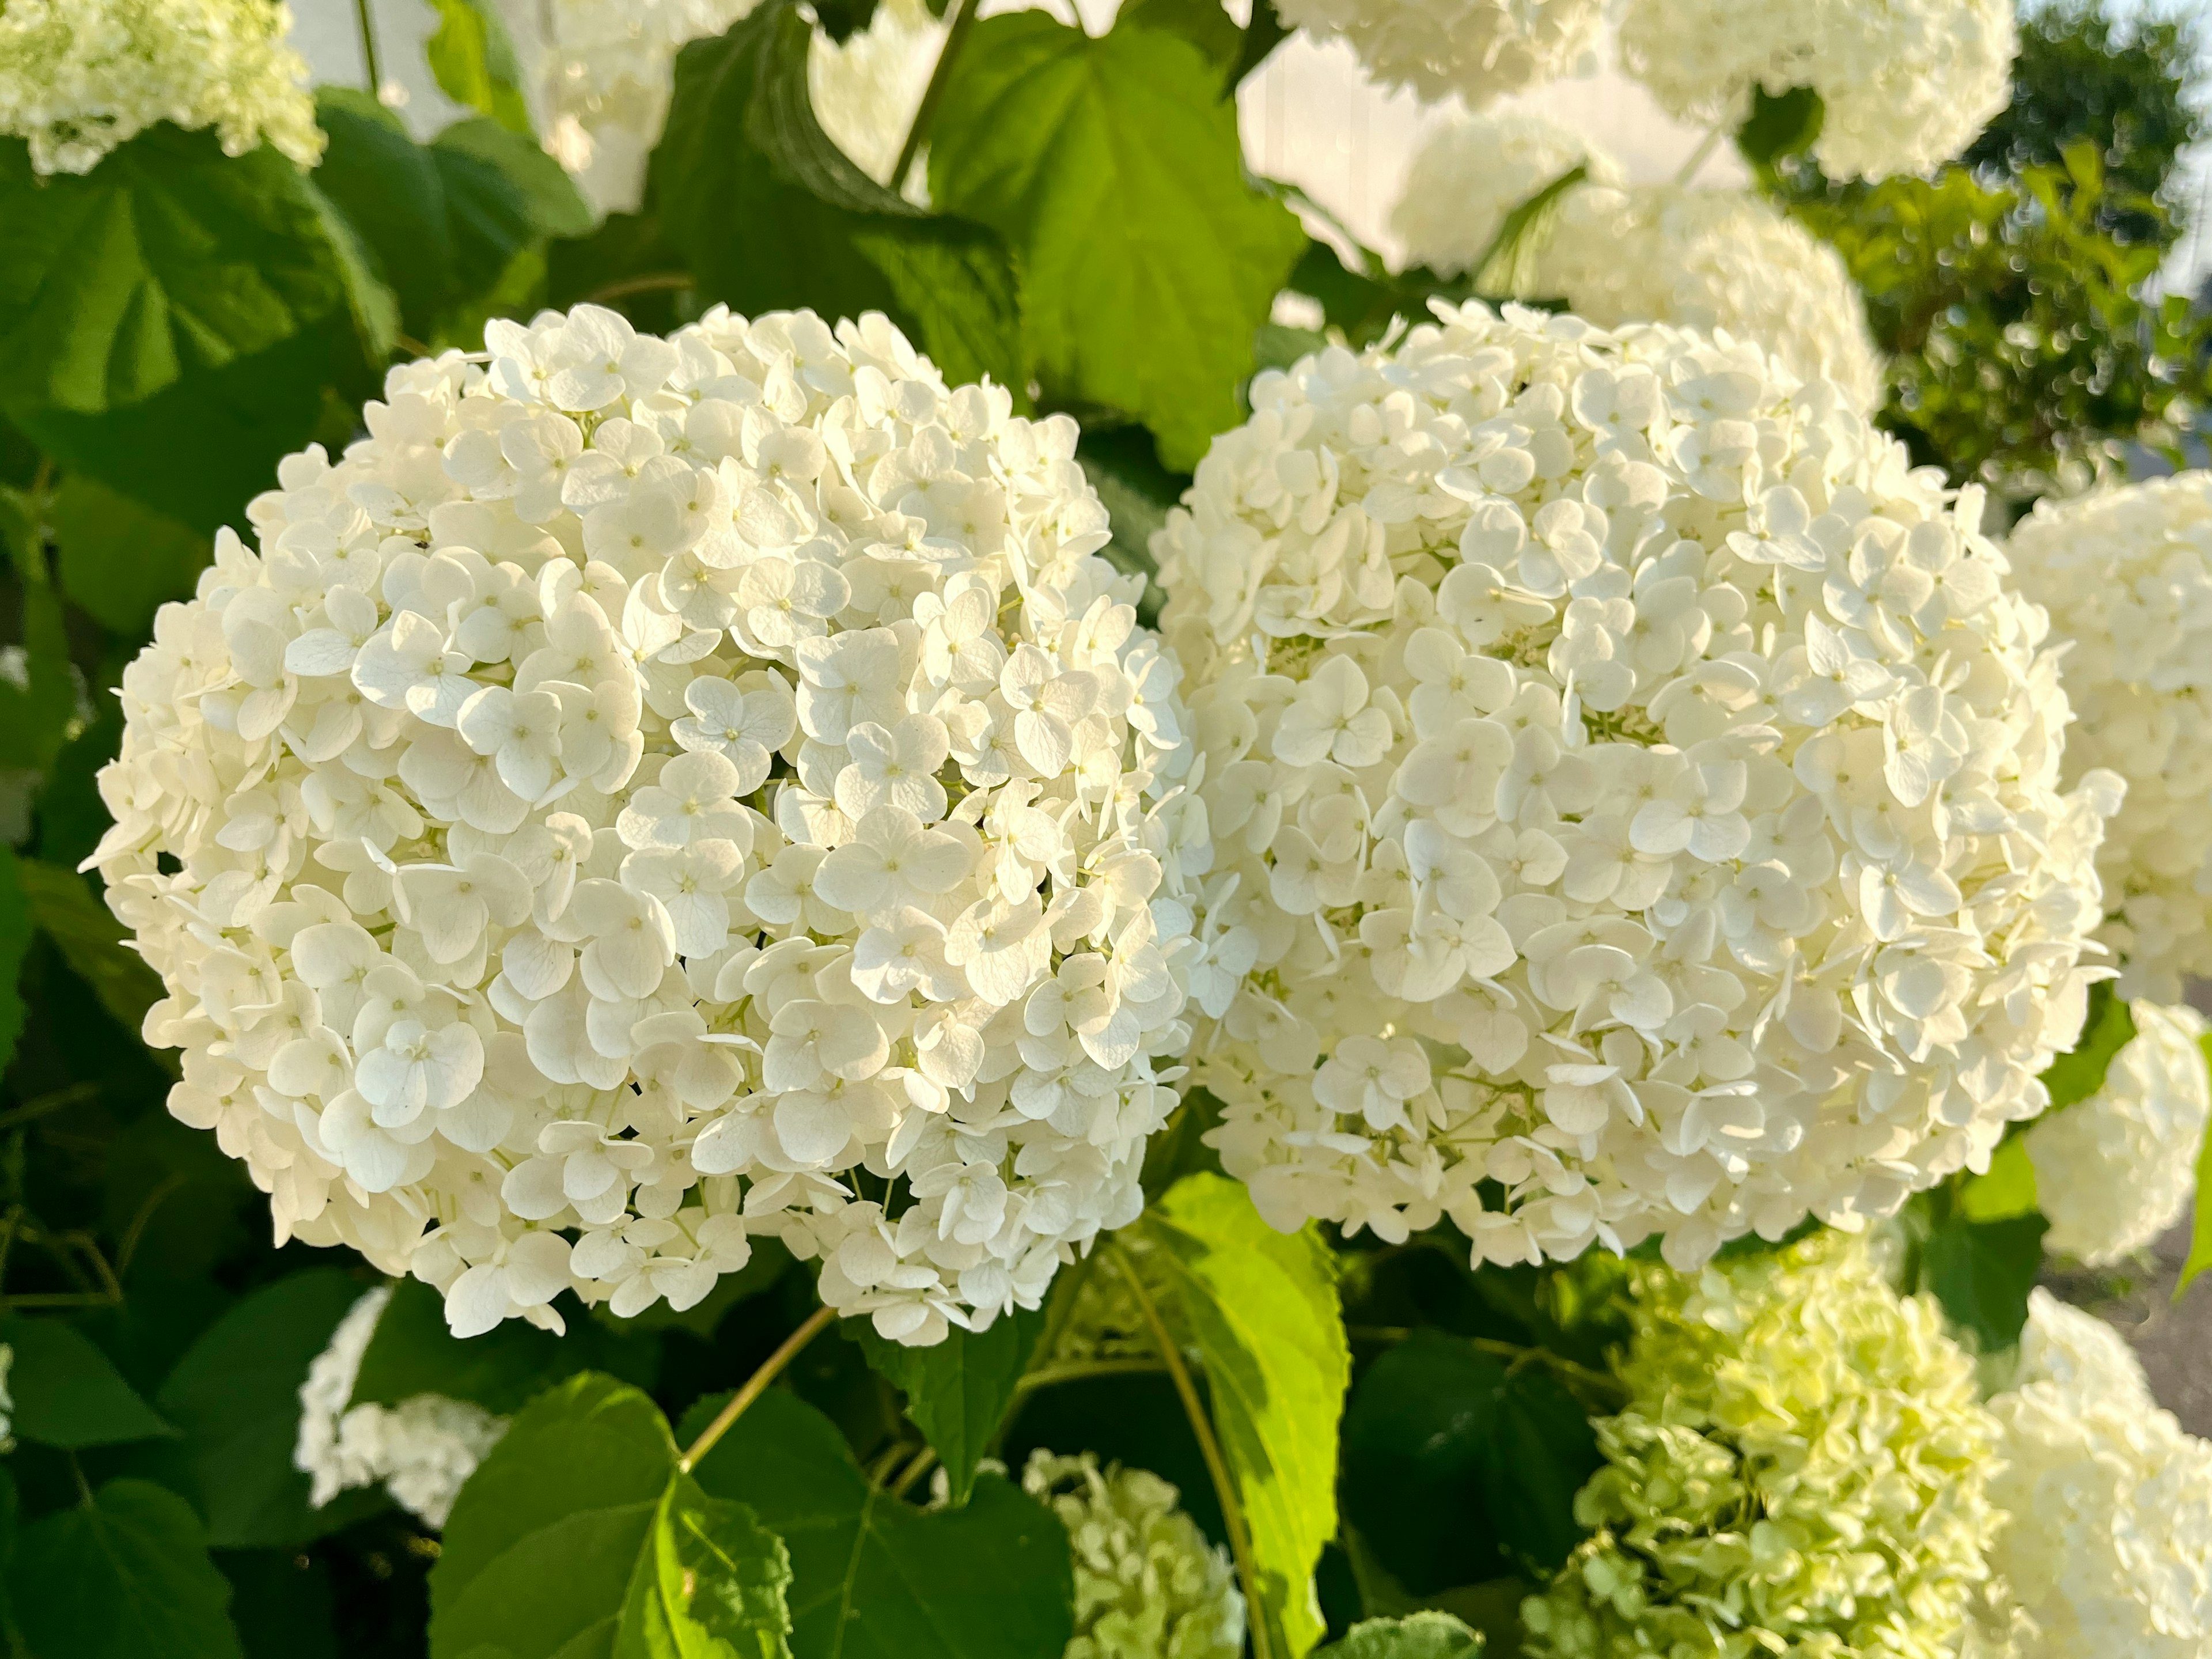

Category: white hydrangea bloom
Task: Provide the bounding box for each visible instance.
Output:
[1274,0,1603,108]
[2005,474,2212,1003]
[1022,1450,1245,1659]
[1157,303,2115,1272]
[1616,0,2016,181]
[810,0,945,192]
[1982,1290,2212,1658]
[2025,1001,2209,1267]
[1388,109,1622,282]
[495,0,759,217]
[0,0,321,176]
[294,1286,507,1529]
[92,304,1203,1346]
[1516,185,1885,415]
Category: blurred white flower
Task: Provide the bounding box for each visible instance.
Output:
[1389,108,1622,281]
[811,0,946,192]
[1156,302,2114,1273]
[1274,0,1603,108]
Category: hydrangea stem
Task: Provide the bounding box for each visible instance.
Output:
[354,0,384,97]
[890,0,978,198]
[679,1304,835,1473]
[1104,1238,1272,1659]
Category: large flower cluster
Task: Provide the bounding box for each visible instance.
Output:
[1021,1450,1245,1659]
[1388,109,1622,282]
[294,1287,506,1528]
[1522,1234,2002,1658]
[0,0,321,176]
[1516,184,1885,414]
[92,303,1203,1344]
[2026,1001,2209,1267]
[1615,0,2016,181]
[2004,473,2212,1002]
[1158,303,2113,1272]
[1980,1291,2212,1657]
[1274,0,1603,108]
[495,0,757,216]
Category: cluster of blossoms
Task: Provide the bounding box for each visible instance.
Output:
[0,0,321,176]
[2004,474,2212,1002]
[1615,0,2016,181]
[294,1287,506,1528]
[1388,109,1622,282]
[2025,1001,2209,1267]
[1158,303,2113,1272]
[1522,1233,2002,1658]
[92,302,1204,1344]
[1273,0,1603,108]
[1020,1451,1246,1659]
[493,0,756,215]
[1979,1291,2212,1657]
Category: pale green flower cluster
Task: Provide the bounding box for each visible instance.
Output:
[0,0,321,176]
[1022,1450,1245,1659]
[1523,1234,2002,1658]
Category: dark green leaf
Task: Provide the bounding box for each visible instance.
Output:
[425,0,536,136]
[352,1277,655,1416]
[2040,979,2137,1111]
[849,220,1028,402]
[853,1307,1046,1505]
[153,1270,372,1548]
[614,1479,793,1659]
[929,13,1305,468]
[0,1315,173,1448]
[1226,0,1292,91]
[1132,1172,1349,1658]
[12,1480,243,1659]
[218,1550,338,1659]
[431,1374,681,1659]
[749,6,919,216]
[0,578,78,776]
[52,473,209,635]
[0,847,31,1075]
[1116,0,1242,70]
[1918,1209,2048,1351]
[14,858,166,1042]
[1737,85,1825,170]
[809,0,882,42]
[688,1388,1073,1659]
[1316,1611,1484,1659]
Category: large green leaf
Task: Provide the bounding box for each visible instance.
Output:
[2039,979,2137,1111]
[52,474,210,635]
[928,13,1305,467]
[688,1388,1073,1659]
[11,1480,243,1659]
[0,1315,174,1449]
[14,858,166,1042]
[1916,1208,2049,1352]
[1132,1172,1350,1658]
[1316,1612,1484,1659]
[0,847,30,1075]
[432,1373,790,1659]
[153,1270,373,1548]
[853,1308,1046,1506]
[425,0,536,136]
[1340,1332,1597,1593]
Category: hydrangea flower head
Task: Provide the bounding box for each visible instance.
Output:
[1022,1449,1245,1659]
[1274,0,1603,108]
[2027,1000,2209,1267]
[1158,302,2115,1272]
[1980,1291,2212,1657]
[1615,0,2016,180]
[93,304,1205,1344]
[2005,473,2212,1002]
[1388,109,1623,282]
[1522,1233,2002,1658]
[0,0,322,175]
[294,1286,506,1528]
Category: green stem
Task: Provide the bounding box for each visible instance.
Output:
[1674,123,1725,187]
[355,0,384,94]
[1105,1238,1272,1659]
[889,0,976,198]
[1014,1357,1169,1394]
[679,1304,835,1473]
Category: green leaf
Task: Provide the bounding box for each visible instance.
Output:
[425,0,536,136]
[849,220,1028,403]
[929,13,1305,468]
[852,1307,1046,1506]
[0,1315,174,1448]
[615,1480,793,1659]
[0,127,353,414]
[1132,1172,1350,1658]
[1316,1612,1484,1659]
[351,1275,657,1417]
[1958,1135,2040,1224]
[1737,85,1825,170]
[52,473,209,635]
[1340,1332,1597,1593]
[747,6,921,217]
[0,578,79,776]
[153,1269,372,1548]
[1116,0,1242,71]
[2177,1033,2212,1297]
[14,858,166,1042]
[688,1388,1074,1659]
[2040,979,2137,1111]
[1917,1209,2049,1351]
[0,847,31,1076]
[11,1480,243,1659]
